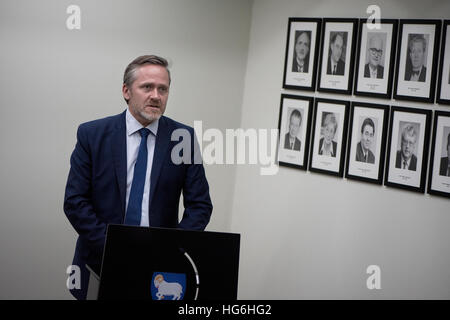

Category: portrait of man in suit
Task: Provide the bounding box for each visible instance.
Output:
[292,31,311,73]
[355,117,376,164]
[395,123,418,171]
[439,132,450,177]
[63,55,213,300]
[364,34,385,79]
[284,109,302,151]
[319,113,338,157]
[404,34,427,82]
[326,32,346,76]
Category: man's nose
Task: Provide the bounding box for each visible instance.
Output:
[149,88,160,100]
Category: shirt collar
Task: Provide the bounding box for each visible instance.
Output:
[321,140,335,156]
[401,154,411,167]
[126,108,159,137]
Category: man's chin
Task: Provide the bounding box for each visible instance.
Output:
[141,111,161,123]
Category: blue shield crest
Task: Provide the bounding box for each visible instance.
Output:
[151,272,186,300]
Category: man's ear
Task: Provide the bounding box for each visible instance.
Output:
[122,84,130,100]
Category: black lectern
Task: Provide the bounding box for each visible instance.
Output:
[87,225,240,300]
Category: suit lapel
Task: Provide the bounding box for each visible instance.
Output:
[149,116,171,207]
[111,111,127,219]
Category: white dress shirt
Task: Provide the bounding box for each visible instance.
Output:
[401,155,411,169]
[369,65,378,78]
[125,109,158,227]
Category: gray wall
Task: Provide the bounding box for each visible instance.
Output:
[0,0,251,299]
[231,0,450,299]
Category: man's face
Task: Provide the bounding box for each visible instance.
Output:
[410,40,425,70]
[295,33,310,61]
[368,37,383,68]
[401,133,416,160]
[447,141,450,159]
[122,64,170,126]
[361,124,374,152]
[289,116,301,138]
[324,123,336,144]
[330,34,344,63]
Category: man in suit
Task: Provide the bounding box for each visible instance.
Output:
[404,35,427,82]
[292,31,310,73]
[64,55,213,300]
[326,32,345,76]
[364,34,384,79]
[356,118,376,164]
[284,109,302,151]
[318,113,338,157]
[439,132,450,176]
[395,123,418,171]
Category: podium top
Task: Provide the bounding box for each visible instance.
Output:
[98,225,240,300]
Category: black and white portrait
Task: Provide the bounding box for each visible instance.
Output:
[364,33,386,80]
[355,117,377,164]
[277,94,313,170]
[395,122,420,171]
[346,102,389,184]
[283,18,322,91]
[385,106,432,193]
[309,98,349,177]
[437,20,450,105]
[428,111,450,198]
[439,127,450,177]
[326,32,347,76]
[404,34,428,82]
[318,112,339,157]
[394,20,441,103]
[284,108,303,151]
[292,30,311,73]
[354,20,397,99]
[318,19,358,95]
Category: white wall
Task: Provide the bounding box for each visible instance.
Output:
[0,0,251,299]
[231,0,450,299]
[1,0,449,300]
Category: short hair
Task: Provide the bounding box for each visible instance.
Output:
[290,109,302,124]
[409,35,426,52]
[323,113,338,133]
[123,55,171,103]
[401,124,417,141]
[331,32,344,45]
[361,118,375,134]
[296,31,310,45]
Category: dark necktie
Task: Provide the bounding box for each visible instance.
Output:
[333,64,337,75]
[124,128,151,226]
[403,160,407,169]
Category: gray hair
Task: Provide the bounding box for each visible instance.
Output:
[401,123,417,141]
[123,55,171,103]
[323,113,338,133]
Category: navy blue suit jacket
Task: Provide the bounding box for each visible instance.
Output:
[64,111,212,299]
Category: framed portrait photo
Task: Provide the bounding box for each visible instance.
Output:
[393,19,442,103]
[345,102,390,184]
[277,94,314,170]
[317,18,358,95]
[427,111,450,198]
[282,18,322,91]
[384,107,432,193]
[437,20,450,105]
[309,98,350,177]
[354,19,398,99]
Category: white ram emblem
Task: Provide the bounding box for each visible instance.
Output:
[153,274,183,300]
